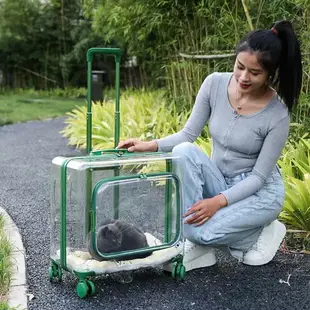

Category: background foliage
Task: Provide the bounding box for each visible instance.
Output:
[83,0,310,107]
[1,0,310,233]
[0,0,104,89]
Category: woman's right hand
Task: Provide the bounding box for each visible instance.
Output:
[117,138,158,152]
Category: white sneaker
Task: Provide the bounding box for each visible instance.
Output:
[163,240,217,272]
[243,220,286,266]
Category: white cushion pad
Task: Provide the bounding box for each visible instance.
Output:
[58,233,183,274]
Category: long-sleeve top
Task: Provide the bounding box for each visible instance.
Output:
[156,72,290,205]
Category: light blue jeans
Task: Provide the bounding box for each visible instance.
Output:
[172,142,285,260]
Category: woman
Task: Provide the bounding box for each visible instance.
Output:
[117,20,302,270]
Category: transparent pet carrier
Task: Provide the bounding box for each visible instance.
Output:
[48,48,186,299]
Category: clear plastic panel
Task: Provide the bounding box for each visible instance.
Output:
[50,153,183,263]
[90,174,182,260]
[50,165,87,260]
[66,152,178,174]
[50,168,61,259]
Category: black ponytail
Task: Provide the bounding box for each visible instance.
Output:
[236,20,302,112]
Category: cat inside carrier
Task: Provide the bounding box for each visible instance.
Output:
[49,48,186,299]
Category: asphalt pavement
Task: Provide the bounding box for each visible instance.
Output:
[0,117,309,310]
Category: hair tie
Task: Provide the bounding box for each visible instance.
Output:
[271,27,278,35]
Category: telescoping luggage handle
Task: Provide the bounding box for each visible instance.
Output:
[86,48,121,154]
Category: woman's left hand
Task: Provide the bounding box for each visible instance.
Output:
[184,197,222,226]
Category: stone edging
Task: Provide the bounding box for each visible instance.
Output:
[0,207,28,309]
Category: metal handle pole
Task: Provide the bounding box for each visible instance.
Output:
[86,48,121,153]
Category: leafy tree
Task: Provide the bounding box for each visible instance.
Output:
[83,0,306,100]
[0,0,104,88]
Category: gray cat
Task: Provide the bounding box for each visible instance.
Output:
[87,219,152,261]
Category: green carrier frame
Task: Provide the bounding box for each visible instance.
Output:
[48,48,186,298]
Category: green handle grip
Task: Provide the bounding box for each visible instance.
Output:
[87,48,121,62]
[90,148,129,156]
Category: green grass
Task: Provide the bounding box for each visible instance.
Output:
[0,215,13,305]
[0,301,19,310]
[0,94,86,126]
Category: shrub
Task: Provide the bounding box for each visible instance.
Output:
[61,90,191,150]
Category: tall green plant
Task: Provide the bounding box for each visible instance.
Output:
[278,138,310,180]
[279,138,310,231]
[84,0,306,106]
[61,90,190,150]
[279,174,310,231]
[164,0,300,107]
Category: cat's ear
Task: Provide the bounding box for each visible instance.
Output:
[100,226,110,237]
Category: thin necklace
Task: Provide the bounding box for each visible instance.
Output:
[236,99,249,110]
[233,75,253,111]
[235,89,253,110]
[235,84,268,110]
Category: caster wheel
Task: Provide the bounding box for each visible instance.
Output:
[48,266,55,282]
[49,264,62,282]
[177,264,186,280]
[76,281,89,299]
[57,267,63,282]
[86,280,96,296]
[171,263,178,279]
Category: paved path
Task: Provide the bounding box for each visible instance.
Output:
[0,117,310,310]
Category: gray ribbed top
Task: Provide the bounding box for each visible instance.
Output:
[156,72,290,204]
